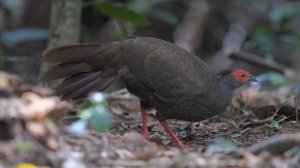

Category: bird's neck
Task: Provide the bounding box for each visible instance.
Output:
[218,78,235,104]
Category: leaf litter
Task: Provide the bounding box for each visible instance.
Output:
[1,71,300,167]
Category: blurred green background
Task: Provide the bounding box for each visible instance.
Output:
[1,0,300,86]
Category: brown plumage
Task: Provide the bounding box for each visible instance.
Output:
[42,37,256,148]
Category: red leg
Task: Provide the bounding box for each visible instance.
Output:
[160,121,187,148]
[140,105,150,139]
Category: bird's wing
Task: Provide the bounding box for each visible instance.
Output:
[122,37,219,98]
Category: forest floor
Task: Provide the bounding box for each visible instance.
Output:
[1,71,300,168]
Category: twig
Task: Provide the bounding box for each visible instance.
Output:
[231,51,300,81]
[173,0,209,52]
[294,92,299,122]
[231,51,285,73]
[107,88,138,100]
[258,94,296,123]
[240,127,251,135]
[210,22,250,72]
[99,159,146,167]
[278,116,289,123]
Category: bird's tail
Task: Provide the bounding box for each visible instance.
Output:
[41,42,126,100]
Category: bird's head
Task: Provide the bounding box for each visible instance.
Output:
[233,69,256,84]
[218,69,257,90]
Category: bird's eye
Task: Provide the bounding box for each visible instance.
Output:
[240,73,245,78]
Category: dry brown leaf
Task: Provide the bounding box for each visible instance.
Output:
[108,89,140,115]
[0,71,72,151]
[26,121,47,138]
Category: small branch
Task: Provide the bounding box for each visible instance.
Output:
[231,51,300,81]
[231,51,285,74]
[210,22,250,72]
[173,0,209,52]
[294,92,299,122]
[257,94,295,123]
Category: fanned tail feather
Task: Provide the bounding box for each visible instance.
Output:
[42,43,123,100]
[42,62,92,81]
[42,44,103,63]
[58,71,117,100]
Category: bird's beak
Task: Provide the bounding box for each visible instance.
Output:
[249,75,258,83]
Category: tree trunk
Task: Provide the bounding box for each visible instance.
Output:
[39,0,82,86]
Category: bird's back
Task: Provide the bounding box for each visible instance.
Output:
[121,37,219,99]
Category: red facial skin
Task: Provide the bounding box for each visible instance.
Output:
[233,69,252,84]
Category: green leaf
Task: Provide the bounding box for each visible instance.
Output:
[14,140,34,153]
[93,2,150,26]
[152,9,178,25]
[114,30,128,41]
[267,72,288,87]
[270,120,280,129]
[75,91,112,133]
[78,108,94,119]
[89,105,112,132]
[127,0,152,14]
[67,119,88,135]
[205,139,238,155]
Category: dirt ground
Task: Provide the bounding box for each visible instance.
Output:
[112,110,300,148]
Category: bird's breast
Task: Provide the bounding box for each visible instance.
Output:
[156,93,230,122]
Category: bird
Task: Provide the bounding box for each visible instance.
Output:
[42,37,256,148]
